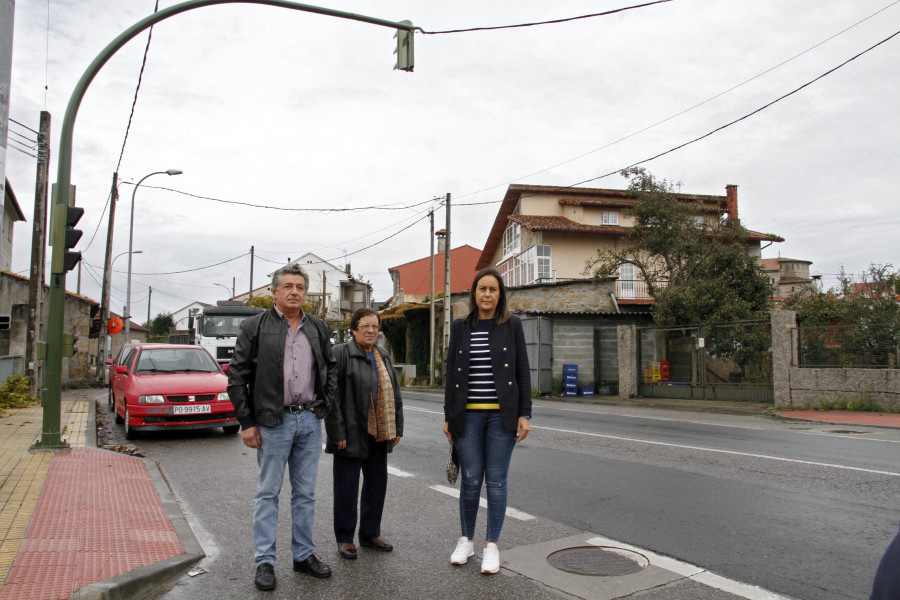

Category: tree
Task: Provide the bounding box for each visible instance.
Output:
[585,167,772,326]
[146,312,175,342]
[246,294,313,314]
[783,264,900,367]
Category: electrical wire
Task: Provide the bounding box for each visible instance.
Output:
[459,26,900,207]
[121,182,442,213]
[130,252,250,276]
[114,0,159,174]
[452,0,900,203]
[416,0,671,34]
[8,117,39,135]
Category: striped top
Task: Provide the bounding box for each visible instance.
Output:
[466,319,499,410]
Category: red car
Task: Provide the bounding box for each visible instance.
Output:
[107,343,239,439]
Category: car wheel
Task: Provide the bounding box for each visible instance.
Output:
[124,405,139,440]
[223,425,240,435]
[114,397,124,424]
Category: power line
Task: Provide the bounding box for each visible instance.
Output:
[452,0,900,203]
[131,252,250,276]
[461,26,900,206]
[115,0,159,174]
[417,0,671,34]
[120,182,441,213]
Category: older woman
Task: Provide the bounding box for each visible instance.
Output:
[443,267,532,574]
[325,308,403,560]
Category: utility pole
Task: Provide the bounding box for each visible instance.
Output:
[429,210,435,386]
[232,276,235,297]
[442,193,451,368]
[76,262,82,295]
[322,270,327,318]
[147,286,152,326]
[26,111,51,398]
[96,172,118,381]
[249,246,255,304]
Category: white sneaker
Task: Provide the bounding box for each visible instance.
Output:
[481,542,500,574]
[450,536,475,565]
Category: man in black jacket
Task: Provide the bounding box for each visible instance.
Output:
[228,263,337,591]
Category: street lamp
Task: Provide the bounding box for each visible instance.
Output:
[126,170,182,340]
[212,282,233,298]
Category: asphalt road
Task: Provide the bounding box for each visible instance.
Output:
[96,391,900,599]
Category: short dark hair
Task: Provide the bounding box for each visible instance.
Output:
[466,267,510,326]
[350,307,379,331]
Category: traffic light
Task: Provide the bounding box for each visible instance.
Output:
[62,332,79,357]
[393,21,414,72]
[50,201,84,273]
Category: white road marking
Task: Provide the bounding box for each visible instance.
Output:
[430,485,536,521]
[554,407,900,443]
[534,424,900,477]
[586,536,795,600]
[387,466,414,478]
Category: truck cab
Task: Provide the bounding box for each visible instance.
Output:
[193,301,264,364]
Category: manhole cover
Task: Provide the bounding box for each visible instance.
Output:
[546,546,649,577]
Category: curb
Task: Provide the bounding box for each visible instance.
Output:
[773,413,900,431]
[69,399,205,600]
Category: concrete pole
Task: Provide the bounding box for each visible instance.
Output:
[26,111,50,397]
[442,194,451,368]
[96,172,118,381]
[429,210,435,386]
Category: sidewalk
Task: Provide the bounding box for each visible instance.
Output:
[0,388,202,600]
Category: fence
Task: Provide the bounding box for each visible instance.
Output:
[638,320,773,402]
[796,323,900,369]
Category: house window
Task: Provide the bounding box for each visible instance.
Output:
[536,244,552,281]
[691,215,705,228]
[502,221,521,257]
[602,211,618,225]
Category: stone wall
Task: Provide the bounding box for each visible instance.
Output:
[772,310,900,410]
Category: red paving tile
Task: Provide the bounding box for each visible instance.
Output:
[0,448,183,600]
[780,410,900,428]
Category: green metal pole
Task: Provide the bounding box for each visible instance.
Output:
[32,0,414,450]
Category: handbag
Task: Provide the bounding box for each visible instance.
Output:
[446,441,460,485]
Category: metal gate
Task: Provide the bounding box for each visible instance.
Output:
[637,321,773,402]
[522,316,553,395]
[593,326,619,396]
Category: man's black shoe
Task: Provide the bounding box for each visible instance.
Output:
[293,553,332,578]
[254,562,276,590]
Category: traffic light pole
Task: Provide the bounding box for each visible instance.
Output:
[31,0,414,451]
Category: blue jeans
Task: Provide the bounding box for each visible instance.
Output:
[253,410,322,566]
[455,411,517,543]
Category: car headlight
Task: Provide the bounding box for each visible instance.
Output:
[139,395,165,404]
[217,392,230,401]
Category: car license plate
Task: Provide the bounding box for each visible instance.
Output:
[173,404,212,415]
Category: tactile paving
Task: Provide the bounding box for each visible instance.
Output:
[0,400,184,600]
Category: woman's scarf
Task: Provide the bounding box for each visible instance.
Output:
[367,349,397,442]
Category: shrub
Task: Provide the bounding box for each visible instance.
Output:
[0,374,39,415]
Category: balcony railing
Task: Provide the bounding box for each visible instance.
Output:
[616,279,665,301]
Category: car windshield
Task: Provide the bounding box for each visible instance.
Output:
[201,315,246,337]
[134,348,220,374]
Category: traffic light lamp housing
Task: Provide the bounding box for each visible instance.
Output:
[50,202,84,274]
[393,21,413,72]
[62,332,79,357]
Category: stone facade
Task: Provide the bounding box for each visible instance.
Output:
[772,310,900,410]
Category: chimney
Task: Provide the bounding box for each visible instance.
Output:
[725,185,739,225]
[436,229,447,255]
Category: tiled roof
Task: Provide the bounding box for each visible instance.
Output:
[388,245,482,296]
[509,215,629,235]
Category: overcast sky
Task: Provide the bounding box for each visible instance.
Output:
[6,0,900,319]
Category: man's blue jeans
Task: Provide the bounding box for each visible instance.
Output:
[455,411,517,543]
[253,410,322,566]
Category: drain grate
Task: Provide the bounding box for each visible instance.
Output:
[546,546,649,577]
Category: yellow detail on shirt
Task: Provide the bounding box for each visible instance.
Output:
[465,403,501,410]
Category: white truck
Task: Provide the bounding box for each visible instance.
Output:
[189,301,265,365]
